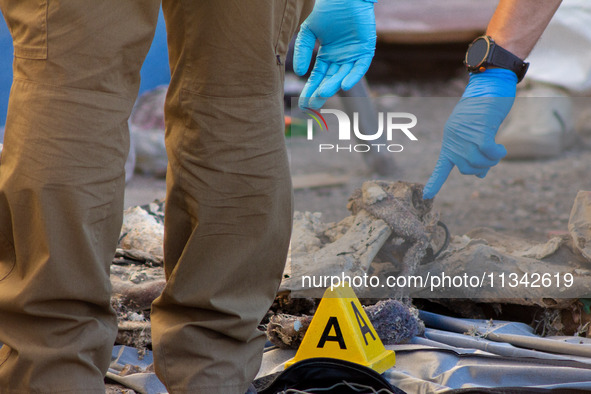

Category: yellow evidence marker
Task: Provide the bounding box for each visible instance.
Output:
[284,285,396,373]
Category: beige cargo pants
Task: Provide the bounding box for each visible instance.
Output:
[0,1,313,393]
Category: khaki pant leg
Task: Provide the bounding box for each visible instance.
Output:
[151,1,314,393]
[0,1,159,392]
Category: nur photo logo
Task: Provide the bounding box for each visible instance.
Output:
[303,108,419,153]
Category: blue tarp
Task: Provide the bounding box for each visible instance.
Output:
[0,8,170,128]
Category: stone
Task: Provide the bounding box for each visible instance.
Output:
[118,202,165,260]
[569,191,591,262]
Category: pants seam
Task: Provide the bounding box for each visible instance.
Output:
[11,77,132,104]
[178,84,282,100]
[274,0,289,54]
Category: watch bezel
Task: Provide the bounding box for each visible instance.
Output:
[464,35,493,72]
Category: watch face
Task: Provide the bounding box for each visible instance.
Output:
[466,37,490,68]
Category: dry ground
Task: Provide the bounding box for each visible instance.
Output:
[125,69,591,248]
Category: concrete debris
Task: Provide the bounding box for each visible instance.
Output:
[270,293,317,317]
[281,209,392,293]
[513,236,564,260]
[267,299,423,349]
[114,248,163,267]
[111,276,166,311]
[415,227,591,303]
[569,191,591,262]
[118,201,165,260]
[115,320,152,350]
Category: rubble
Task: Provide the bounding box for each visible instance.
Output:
[111,185,591,357]
[267,314,313,349]
[281,209,392,293]
[118,200,165,262]
[569,190,591,261]
[105,384,137,394]
[413,227,591,301]
[282,181,442,294]
[111,220,165,350]
[111,275,166,311]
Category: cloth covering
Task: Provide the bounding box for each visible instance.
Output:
[104,311,591,393]
[256,311,591,393]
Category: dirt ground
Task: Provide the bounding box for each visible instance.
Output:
[286,97,591,244]
[125,71,591,246]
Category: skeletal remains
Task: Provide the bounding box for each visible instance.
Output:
[347,180,438,276]
[281,180,443,294]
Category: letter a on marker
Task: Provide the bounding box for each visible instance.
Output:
[284,285,396,373]
[317,316,347,349]
[351,302,376,346]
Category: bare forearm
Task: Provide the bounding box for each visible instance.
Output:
[486,0,562,59]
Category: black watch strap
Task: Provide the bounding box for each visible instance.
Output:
[489,44,530,82]
[465,35,529,83]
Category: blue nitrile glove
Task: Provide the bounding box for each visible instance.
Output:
[294,0,377,110]
[423,68,517,199]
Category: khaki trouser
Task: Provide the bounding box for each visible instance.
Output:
[0,1,312,393]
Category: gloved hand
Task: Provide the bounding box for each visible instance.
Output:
[294,0,377,110]
[423,68,517,199]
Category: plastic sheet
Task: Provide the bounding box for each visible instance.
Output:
[257,311,591,393]
[108,346,167,394]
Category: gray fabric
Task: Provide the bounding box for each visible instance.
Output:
[388,339,591,393]
[108,346,167,394]
[257,312,591,393]
[109,312,591,393]
[419,310,591,359]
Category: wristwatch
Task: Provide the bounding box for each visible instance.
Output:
[464,35,529,82]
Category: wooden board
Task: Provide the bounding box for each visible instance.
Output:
[376,0,499,44]
[292,173,349,190]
